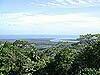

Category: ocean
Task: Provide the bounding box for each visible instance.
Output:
[0,35,79,39]
[0,35,79,42]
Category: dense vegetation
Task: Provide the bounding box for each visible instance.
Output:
[0,34,100,75]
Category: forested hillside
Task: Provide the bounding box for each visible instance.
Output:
[0,34,100,75]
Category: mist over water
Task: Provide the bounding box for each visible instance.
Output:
[0,35,79,39]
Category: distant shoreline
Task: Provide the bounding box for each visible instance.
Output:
[0,35,79,39]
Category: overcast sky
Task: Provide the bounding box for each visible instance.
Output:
[0,0,100,35]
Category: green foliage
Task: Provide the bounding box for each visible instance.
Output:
[0,34,100,75]
[54,49,77,75]
[79,68,100,75]
[77,41,100,69]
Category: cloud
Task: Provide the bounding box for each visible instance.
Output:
[0,13,100,34]
[31,0,100,8]
[1,13,100,25]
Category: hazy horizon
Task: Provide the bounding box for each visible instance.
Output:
[0,35,79,39]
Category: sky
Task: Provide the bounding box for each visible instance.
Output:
[0,0,100,35]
